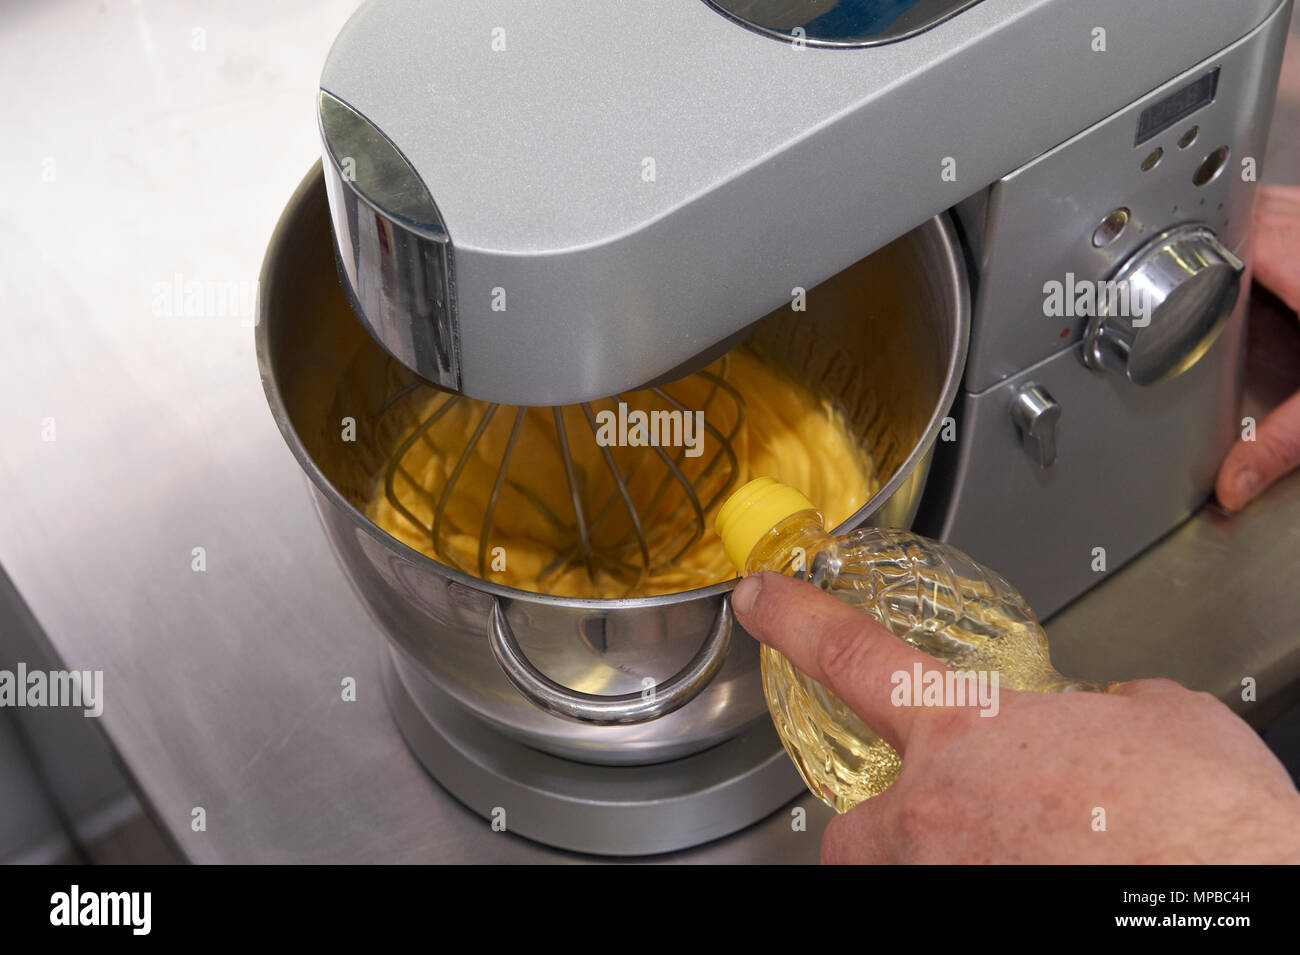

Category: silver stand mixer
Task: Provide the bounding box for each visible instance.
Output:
[258,0,1293,854]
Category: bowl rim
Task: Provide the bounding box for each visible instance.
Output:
[254,161,971,611]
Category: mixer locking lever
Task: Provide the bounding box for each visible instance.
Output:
[1010,384,1060,469]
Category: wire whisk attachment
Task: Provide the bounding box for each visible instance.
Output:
[369,355,745,598]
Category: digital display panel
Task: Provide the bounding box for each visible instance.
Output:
[1135,69,1220,146]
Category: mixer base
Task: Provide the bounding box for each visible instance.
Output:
[380,645,804,857]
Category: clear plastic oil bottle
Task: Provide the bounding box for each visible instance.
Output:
[716,477,1098,812]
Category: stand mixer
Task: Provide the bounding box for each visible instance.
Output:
[257,0,1293,854]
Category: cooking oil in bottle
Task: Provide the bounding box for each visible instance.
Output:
[716,477,1099,812]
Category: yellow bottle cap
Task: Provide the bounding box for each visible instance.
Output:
[715,477,820,575]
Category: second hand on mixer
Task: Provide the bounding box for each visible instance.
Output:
[367,343,879,598]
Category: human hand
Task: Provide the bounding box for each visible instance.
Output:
[732,571,1300,864]
[1215,184,1300,511]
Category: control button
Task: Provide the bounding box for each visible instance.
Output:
[1082,225,1243,385]
[1092,208,1130,248]
[1141,147,1164,172]
[1193,146,1230,187]
[1010,384,1060,469]
[1178,125,1200,149]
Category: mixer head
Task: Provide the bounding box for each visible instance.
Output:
[315,0,1004,407]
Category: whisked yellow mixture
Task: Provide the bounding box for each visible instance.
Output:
[368,345,878,598]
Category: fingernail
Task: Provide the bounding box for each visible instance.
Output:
[731,575,761,617]
[1234,469,1261,505]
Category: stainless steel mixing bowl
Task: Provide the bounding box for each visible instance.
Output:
[256,163,969,766]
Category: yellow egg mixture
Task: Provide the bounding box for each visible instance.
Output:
[368,345,879,598]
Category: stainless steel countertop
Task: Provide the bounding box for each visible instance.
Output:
[0,0,1296,864]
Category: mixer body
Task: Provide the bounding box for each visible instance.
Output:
[916,1,1291,615]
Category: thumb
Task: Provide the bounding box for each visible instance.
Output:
[1216,388,1300,510]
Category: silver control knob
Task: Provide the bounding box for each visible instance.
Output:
[1082,224,1243,386]
[1010,383,1060,469]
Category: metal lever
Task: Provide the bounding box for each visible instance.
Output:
[1010,383,1060,468]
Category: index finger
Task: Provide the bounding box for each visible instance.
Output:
[731,571,955,752]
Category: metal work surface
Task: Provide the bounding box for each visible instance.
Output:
[0,0,1297,863]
